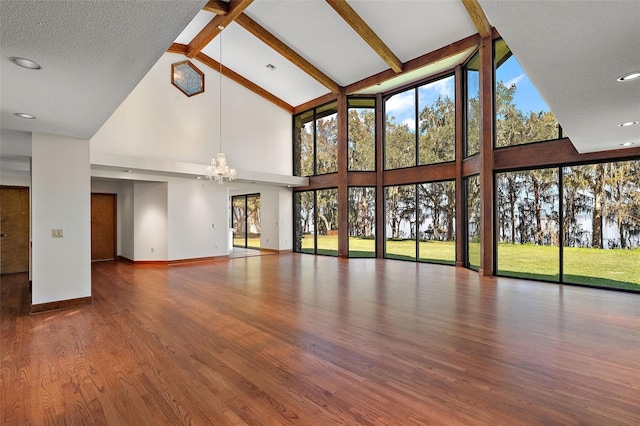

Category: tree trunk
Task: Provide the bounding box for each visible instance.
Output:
[509,190,516,244]
[591,164,605,248]
[318,213,331,235]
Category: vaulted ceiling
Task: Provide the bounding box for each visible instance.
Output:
[2,0,639,154]
[168,0,479,109]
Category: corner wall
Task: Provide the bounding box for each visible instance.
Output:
[31,132,91,306]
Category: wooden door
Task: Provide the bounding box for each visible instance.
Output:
[0,186,30,274]
[91,193,116,261]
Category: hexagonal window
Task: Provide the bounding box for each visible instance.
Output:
[171,60,204,97]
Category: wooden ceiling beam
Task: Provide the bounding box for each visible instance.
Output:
[325,0,403,74]
[235,13,341,94]
[168,43,188,55]
[203,0,229,15]
[345,34,480,95]
[461,0,491,39]
[187,0,254,58]
[195,52,293,113]
[169,43,293,112]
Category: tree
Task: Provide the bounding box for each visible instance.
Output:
[385,118,416,169]
[419,95,455,164]
[496,171,524,243]
[316,188,338,235]
[467,176,481,241]
[348,109,375,171]
[563,165,593,247]
[604,160,640,249]
[316,114,338,174]
[294,115,314,176]
[418,181,455,242]
[385,185,415,239]
[349,187,375,238]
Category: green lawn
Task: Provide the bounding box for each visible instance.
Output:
[300,235,639,291]
[385,239,455,264]
[234,236,261,249]
[498,243,640,290]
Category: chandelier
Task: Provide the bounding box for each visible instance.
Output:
[207,25,236,184]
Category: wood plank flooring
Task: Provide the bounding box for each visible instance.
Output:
[1,255,639,425]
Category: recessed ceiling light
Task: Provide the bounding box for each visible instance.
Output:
[617,71,640,82]
[620,142,635,147]
[123,169,132,173]
[196,176,203,180]
[10,57,41,70]
[618,121,639,127]
[15,112,36,119]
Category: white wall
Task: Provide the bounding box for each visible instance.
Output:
[31,132,91,305]
[120,181,135,260]
[1,129,31,157]
[88,52,297,262]
[260,189,280,250]
[167,178,229,260]
[91,179,120,194]
[133,181,168,260]
[91,53,292,175]
[0,168,30,187]
[1,129,31,186]
[279,188,293,251]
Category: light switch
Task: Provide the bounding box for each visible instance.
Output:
[52,228,64,238]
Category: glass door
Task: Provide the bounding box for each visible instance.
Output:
[231,194,260,249]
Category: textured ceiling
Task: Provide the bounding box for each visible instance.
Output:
[2,0,638,155]
[0,0,206,140]
[479,0,640,153]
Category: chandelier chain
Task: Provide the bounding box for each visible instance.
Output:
[206,25,236,184]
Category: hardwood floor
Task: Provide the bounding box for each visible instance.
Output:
[1,255,638,425]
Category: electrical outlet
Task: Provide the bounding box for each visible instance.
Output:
[150,247,154,253]
[51,229,64,238]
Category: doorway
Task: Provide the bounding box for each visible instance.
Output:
[91,193,117,261]
[0,186,30,274]
[231,194,260,250]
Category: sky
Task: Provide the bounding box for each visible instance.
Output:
[498,55,551,115]
[385,55,552,130]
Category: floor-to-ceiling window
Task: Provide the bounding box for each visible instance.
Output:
[383,181,456,264]
[291,34,639,292]
[418,181,456,265]
[493,160,640,291]
[418,76,456,165]
[494,39,560,147]
[293,188,338,256]
[294,191,315,254]
[385,90,416,170]
[465,175,480,270]
[348,98,375,171]
[562,161,640,290]
[496,169,559,280]
[385,75,455,170]
[294,102,338,177]
[385,184,416,260]
[348,187,376,257]
[464,52,480,157]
